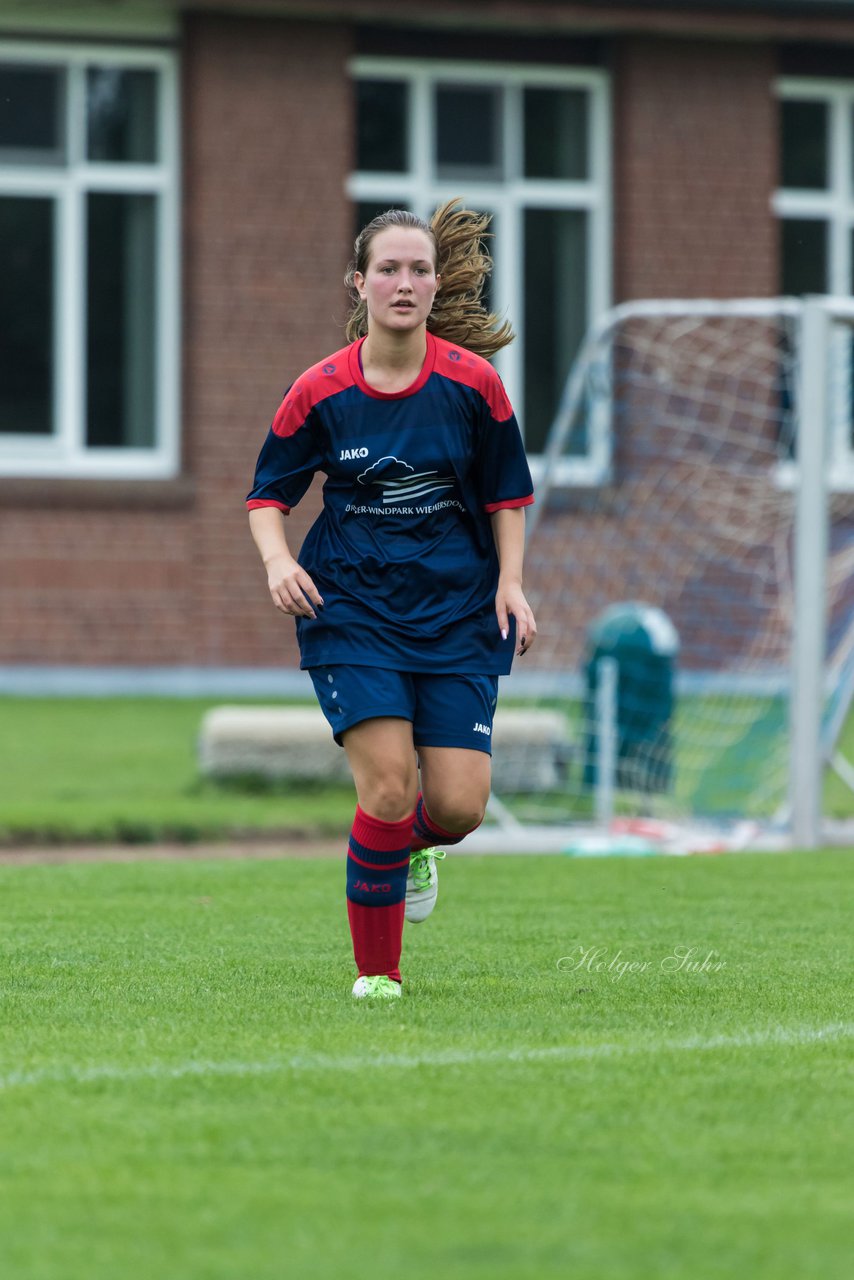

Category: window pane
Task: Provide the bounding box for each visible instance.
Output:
[781,218,827,294]
[524,88,588,180]
[780,100,828,190]
[87,194,156,447]
[0,64,65,163]
[87,68,157,163]
[357,80,407,173]
[435,85,502,179]
[0,197,54,434]
[355,199,409,237]
[524,208,588,455]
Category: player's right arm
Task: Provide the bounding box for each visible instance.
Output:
[247,376,332,620]
[248,506,324,620]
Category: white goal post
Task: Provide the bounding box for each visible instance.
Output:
[479,296,854,854]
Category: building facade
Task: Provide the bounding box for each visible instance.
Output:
[1,0,853,683]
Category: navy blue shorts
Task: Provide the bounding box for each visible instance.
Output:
[308,665,499,754]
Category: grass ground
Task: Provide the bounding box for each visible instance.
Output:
[0,696,357,842]
[1,848,851,1279]
[3,693,854,842]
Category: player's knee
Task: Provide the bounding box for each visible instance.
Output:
[362,771,418,823]
[426,795,487,835]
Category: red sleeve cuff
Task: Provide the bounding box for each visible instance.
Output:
[246,499,291,514]
[483,494,535,514]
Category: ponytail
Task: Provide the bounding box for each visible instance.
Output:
[428,199,514,358]
[344,199,514,358]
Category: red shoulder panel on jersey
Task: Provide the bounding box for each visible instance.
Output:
[271,344,357,437]
[430,334,514,422]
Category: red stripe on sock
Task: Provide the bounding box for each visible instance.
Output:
[347,850,411,872]
[347,900,405,982]
[352,804,416,852]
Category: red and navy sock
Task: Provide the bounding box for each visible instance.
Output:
[346,805,415,983]
[410,791,482,853]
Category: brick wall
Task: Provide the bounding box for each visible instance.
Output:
[0,14,353,668]
[613,37,779,302]
[0,509,194,664]
[0,24,794,673]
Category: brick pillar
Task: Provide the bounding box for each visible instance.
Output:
[182,13,354,668]
[613,37,779,301]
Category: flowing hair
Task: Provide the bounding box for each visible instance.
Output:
[344,199,514,358]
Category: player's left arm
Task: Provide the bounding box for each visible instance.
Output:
[490,506,537,657]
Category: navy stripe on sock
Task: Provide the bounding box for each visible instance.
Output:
[348,833,411,868]
[346,852,409,906]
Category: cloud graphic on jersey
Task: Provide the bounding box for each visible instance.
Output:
[357,455,456,504]
[357,456,414,485]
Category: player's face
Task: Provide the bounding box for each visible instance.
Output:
[354,228,440,336]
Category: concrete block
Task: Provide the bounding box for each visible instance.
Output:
[198,705,350,782]
[199,704,570,793]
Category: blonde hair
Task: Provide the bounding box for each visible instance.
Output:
[344,199,514,358]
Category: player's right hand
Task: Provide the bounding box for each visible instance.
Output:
[265,554,324,620]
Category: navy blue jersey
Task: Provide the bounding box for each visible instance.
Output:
[247,332,534,674]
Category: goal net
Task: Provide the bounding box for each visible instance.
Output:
[484,298,854,854]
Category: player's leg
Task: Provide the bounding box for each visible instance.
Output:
[404,747,490,924]
[417,744,491,836]
[343,715,419,822]
[342,718,419,994]
[308,667,419,997]
[405,674,497,921]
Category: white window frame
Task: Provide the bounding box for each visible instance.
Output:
[348,57,612,486]
[0,41,180,479]
[774,77,854,491]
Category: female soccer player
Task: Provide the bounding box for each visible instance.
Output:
[247,200,536,999]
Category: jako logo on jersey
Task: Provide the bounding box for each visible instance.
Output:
[473,722,491,736]
[353,879,391,893]
[340,447,369,460]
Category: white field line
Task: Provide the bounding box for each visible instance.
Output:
[1,1022,851,1094]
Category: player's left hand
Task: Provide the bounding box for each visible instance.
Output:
[495,581,537,657]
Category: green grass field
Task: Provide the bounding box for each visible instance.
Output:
[1,849,851,1279]
[0,697,358,843]
[3,693,854,843]
[5,696,854,844]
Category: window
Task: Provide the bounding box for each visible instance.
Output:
[776,79,854,484]
[0,45,179,478]
[350,59,611,482]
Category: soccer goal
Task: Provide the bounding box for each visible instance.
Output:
[483,296,854,854]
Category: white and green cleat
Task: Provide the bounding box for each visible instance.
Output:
[352,975,402,999]
[405,847,446,923]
